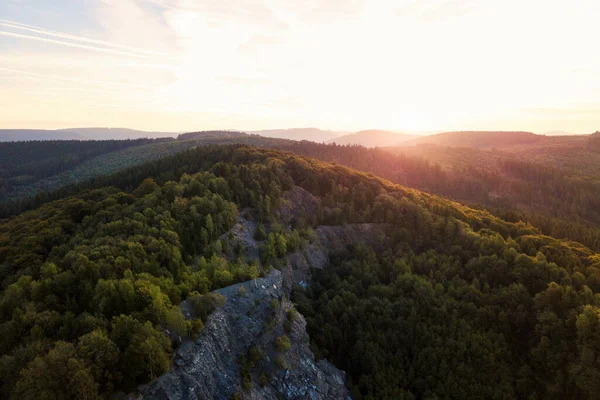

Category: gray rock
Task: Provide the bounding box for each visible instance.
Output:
[277,186,321,225]
[141,270,349,400]
[220,211,260,262]
[140,188,387,400]
[283,223,388,290]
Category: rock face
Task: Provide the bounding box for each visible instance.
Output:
[282,223,388,291]
[277,186,321,225]
[141,187,388,400]
[220,211,259,261]
[141,270,349,400]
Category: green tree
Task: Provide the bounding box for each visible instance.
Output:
[275,335,291,352]
[206,214,215,237]
[165,307,189,343]
[14,342,98,400]
[77,330,120,394]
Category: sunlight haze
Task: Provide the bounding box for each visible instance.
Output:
[1,0,598,133]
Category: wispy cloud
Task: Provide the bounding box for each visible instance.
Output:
[0,30,156,59]
[0,19,169,57]
[1,0,599,132]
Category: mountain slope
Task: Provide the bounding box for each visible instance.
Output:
[1,145,600,399]
[0,128,179,141]
[2,131,600,256]
[61,127,178,140]
[327,129,415,147]
[249,128,348,142]
[0,138,175,203]
[143,269,349,400]
[0,129,87,141]
[407,130,543,148]
[177,130,249,140]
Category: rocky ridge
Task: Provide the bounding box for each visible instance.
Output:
[141,270,348,400]
[142,187,386,399]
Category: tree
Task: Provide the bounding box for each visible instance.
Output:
[165,307,189,343]
[274,354,288,370]
[275,234,287,257]
[77,330,120,394]
[275,335,291,352]
[206,214,215,237]
[133,178,159,197]
[117,319,172,386]
[570,306,600,397]
[255,223,267,241]
[14,342,98,400]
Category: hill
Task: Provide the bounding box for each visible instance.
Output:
[249,128,348,142]
[2,131,600,256]
[327,130,415,147]
[1,145,600,399]
[407,130,543,148]
[177,130,249,140]
[543,130,583,136]
[0,138,175,203]
[0,128,179,142]
[61,127,178,140]
[0,129,87,142]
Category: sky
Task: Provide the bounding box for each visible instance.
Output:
[0,0,599,133]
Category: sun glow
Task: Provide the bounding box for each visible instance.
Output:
[0,0,599,132]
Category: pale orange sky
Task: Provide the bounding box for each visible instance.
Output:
[1,0,599,133]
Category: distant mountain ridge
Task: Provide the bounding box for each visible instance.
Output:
[406,130,543,148]
[0,127,178,142]
[6,127,594,145]
[61,127,178,140]
[0,129,87,142]
[177,130,249,140]
[249,128,349,142]
[541,130,595,136]
[327,130,415,147]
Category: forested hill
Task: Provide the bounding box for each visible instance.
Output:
[0,138,212,204]
[407,130,543,148]
[177,130,249,140]
[2,132,600,255]
[326,130,414,147]
[1,145,600,399]
[0,129,86,141]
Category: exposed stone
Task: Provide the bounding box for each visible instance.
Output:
[282,223,388,290]
[141,270,349,400]
[277,186,320,225]
[140,187,388,400]
[219,211,259,262]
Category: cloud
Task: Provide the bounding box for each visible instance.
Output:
[395,0,475,20]
[0,19,169,57]
[94,0,176,53]
[1,0,599,133]
[0,30,156,59]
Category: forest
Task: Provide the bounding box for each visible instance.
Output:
[3,133,599,257]
[0,146,300,398]
[0,139,170,200]
[1,144,600,399]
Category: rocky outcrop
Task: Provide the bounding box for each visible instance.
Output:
[277,186,320,225]
[141,270,349,400]
[282,223,388,291]
[220,212,259,261]
[141,187,389,399]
